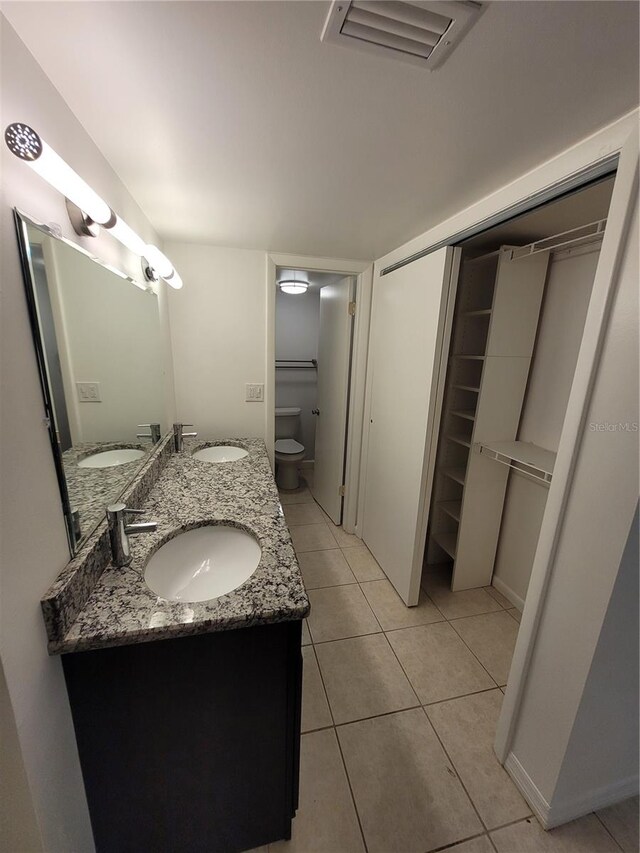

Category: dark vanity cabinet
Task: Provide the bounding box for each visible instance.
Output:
[62,620,303,853]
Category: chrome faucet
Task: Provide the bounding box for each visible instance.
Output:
[173,422,197,452]
[137,423,162,444]
[107,503,157,567]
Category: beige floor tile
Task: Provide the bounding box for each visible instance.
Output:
[279,486,314,505]
[301,619,312,646]
[283,502,326,526]
[315,634,418,724]
[307,585,381,643]
[361,578,444,630]
[387,622,495,704]
[330,525,361,549]
[507,607,522,624]
[491,815,621,852]
[301,647,332,732]
[271,728,365,853]
[342,545,386,581]
[596,795,639,852]
[297,549,357,590]
[451,611,519,686]
[444,836,495,853]
[422,566,502,620]
[426,690,530,829]
[289,523,338,553]
[485,585,512,609]
[337,708,482,853]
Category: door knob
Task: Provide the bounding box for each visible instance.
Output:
[312,409,320,415]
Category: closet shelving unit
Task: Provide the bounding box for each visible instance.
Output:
[427,245,551,590]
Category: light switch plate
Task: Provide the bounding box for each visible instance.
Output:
[76,381,102,402]
[245,383,264,402]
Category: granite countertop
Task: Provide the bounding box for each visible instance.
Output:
[63,441,153,544]
[44,437,309,655]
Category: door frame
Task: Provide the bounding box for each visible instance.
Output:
[266,253,373,534]
[358,110,638,778]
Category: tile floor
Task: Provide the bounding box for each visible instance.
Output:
[265,477,639,853]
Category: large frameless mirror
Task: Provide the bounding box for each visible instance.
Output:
[15,210,166,555]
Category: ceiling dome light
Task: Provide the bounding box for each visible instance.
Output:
[279,280,309,295]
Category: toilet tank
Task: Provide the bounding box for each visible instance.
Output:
[275,407,301,439]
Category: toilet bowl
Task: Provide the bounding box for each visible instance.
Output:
[275,407,305,490]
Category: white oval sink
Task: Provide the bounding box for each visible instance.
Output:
[78,448,146,469]
[193,446,249,463]
[144,525,261,602]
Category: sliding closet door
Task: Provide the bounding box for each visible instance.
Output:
[363,248,460,605]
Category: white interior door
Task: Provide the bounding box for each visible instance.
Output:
[363,248,460,605]
[311,277,355,523]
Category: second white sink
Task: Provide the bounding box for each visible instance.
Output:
[78,448,146,468]
[193,446,249,463]
[144,525,261,602]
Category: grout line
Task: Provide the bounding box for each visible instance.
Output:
[310,627,370,853]
[592,811,627,852]
[445,618,502,689]
[311,628,384,646]
[423,830,492,852]
[422,685,502,709]
[419,703,491,835]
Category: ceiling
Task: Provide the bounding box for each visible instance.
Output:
[2,1,638,260]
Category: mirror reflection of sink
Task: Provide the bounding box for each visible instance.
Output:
[78,449,146,469]
[144,525,261,602]
[192,446,249,463]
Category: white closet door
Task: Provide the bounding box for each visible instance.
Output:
[311,277,355,523]
[363,248,460,605]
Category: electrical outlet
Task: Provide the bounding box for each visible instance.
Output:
[76,381,102,402]
[245,383,264,402]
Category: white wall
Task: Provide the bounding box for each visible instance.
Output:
[0,18,175,852]
[165,242,268,440]
[493,247,601,604]
[275,288,320,456]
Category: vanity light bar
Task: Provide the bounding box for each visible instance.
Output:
[5,122,184,290]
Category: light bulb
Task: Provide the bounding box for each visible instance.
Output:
[5,123,112,225]
[279,281,309,295]
[144,244,174,279]
[108,217,147,256]
[165,270,183,290]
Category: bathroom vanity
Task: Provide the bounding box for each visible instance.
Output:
[41,437,309,853]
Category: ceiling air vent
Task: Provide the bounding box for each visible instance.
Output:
[321,1,484,70]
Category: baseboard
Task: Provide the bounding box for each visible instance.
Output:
[492,575,525,612]
[298,460,314,470]
[505,752,639,829]
[545,775,639,829]
[505,752,551,826]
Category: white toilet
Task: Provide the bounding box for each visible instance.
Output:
[275,407,305,490]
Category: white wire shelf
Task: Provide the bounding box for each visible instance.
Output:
[463,308,492,317]
[478,440,556,485]
[453,384,480,393]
